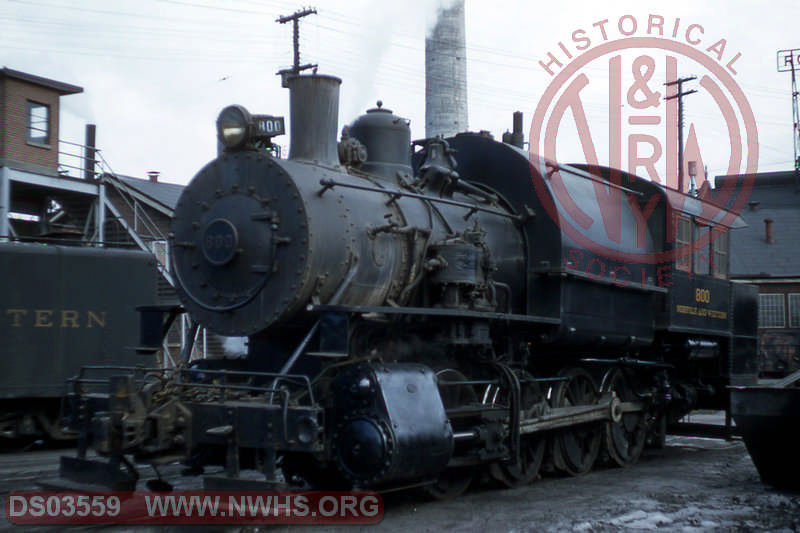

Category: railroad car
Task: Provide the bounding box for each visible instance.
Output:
[0,242,159,440]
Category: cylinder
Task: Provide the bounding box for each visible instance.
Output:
[288,74,342,166]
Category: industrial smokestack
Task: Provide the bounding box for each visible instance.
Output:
[425,0,468,138]
[288,74,342,167]
[84,124,96,181]
[764,218,775,244]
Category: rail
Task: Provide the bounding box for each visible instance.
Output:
[317,178,522,222]
[68,365,316,407]
[57,137,96,179]
[57,136,170,268]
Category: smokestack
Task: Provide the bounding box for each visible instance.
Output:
[147,171,159,183]
[425,0,468,138]
[84,124,96,181]
[764,218,775,244]
[288,74,342,167]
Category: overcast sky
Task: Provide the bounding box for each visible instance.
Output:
[2,0,798,185]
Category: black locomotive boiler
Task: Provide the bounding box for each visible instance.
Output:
[59,72,758,494]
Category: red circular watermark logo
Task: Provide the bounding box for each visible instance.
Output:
[530,15,758,269]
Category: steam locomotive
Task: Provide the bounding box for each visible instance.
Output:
[59,72,758,495]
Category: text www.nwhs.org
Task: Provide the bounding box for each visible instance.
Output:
[146,493,382,519]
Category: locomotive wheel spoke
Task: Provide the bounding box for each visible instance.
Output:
[488,373,546,488]
[550,367,602,476]
[489,436,546,488]
[600,367,647,467]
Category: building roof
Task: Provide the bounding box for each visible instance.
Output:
[716,171,800,279]
[110,174,185,212]
[0,67,83,95]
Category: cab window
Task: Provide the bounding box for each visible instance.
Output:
[693,223,709,275]
[711,228,728,279]
[675,215,692,272]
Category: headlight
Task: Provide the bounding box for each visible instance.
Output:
[217,105,251,149]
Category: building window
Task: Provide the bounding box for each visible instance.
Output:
[789,294,800,328]
[760,293,785,328]
[675,216,692,272]
[711,228,728,279]
[27,101,50,144]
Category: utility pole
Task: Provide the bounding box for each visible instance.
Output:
[665,76,697,194]
[276,8,317,87]
[777,49,800,188]
[793,64,800,187]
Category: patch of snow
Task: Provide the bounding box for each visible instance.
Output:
[609,510,649,525]
[608,510,673,530]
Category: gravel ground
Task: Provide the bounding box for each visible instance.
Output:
[0,434,798,532]
[357,436,800,533]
